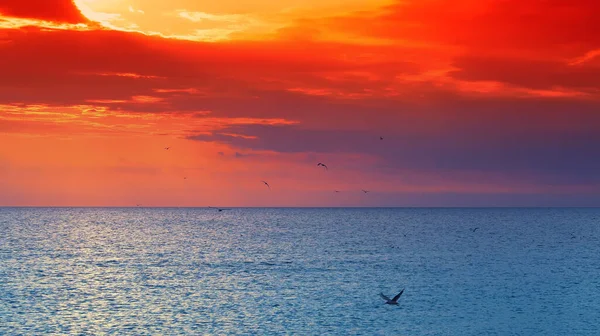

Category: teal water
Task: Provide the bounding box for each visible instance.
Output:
[1,208,599,335]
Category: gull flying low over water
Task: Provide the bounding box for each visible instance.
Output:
[209,206,231,212]
[262,181,271,190]
[317,162,328,170]
[380,289,404,305]
[362,189,370,194]
[470,227,479,232]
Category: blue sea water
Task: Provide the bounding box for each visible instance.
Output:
[1,207,599,335]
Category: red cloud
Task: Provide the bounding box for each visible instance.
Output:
[449,55,600,91]
[299,0,600,57]
[0,0,88,23]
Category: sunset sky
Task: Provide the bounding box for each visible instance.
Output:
[1,0,599,206]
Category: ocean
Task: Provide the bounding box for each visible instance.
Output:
[1,207,599,335]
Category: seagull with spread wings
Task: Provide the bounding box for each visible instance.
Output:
[380,289,405,305]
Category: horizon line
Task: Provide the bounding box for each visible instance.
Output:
[1,206,600,209]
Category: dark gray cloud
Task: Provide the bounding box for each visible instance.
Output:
[188,105,600,186]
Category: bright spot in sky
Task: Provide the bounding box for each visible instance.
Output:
[72,0,391,41]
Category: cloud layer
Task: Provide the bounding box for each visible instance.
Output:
[1,0,599,206]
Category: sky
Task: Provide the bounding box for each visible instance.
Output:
[0,0,599,207]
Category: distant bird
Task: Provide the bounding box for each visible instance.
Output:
[262,181,271,190]
[334,190,340,193]
[209,206,231,212]
[136,204,142,207]
[470,227,479,232]
[380,136,384,140]
[317,163,328,170]
[362,189,370,194]
[183,177,187,180]
[164,147,170,150]
[380,289,404,305]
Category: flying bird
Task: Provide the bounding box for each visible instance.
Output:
[317,163,328,170]
[209,206,231,212]
[380,289,404,305]
[262,181,271,190]
[380,136,384,140]
[183,177,187,180]
[164,147,170,150]
[334,190,340,193]
[470,227,479,232]
[362,189,370,194]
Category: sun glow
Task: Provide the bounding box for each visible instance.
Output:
[71,0,392,41]
[72,0,119,27]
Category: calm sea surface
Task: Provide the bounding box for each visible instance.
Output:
[1,208,599,335]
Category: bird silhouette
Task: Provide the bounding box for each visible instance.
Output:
[262,181,271,190]
[209,206,231,212]
[470,227,479,232]
[334,190,340,193]
[362,189,370,194]
[380,136,384,140]
[317,163,328,170]
[380,289,404,305]
[164,147,170,150]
